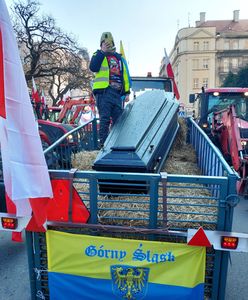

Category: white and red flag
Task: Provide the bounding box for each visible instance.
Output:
[0,0,53,237]
[41,88,46,106]
[32,76,40,103]
[164,48,180,100]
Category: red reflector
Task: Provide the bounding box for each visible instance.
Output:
[221,236,239,249]
[1,217,18,230]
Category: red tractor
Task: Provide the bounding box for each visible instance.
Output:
[32,102,79,168]
[38,119,80,169]
[57,96,95,124]
[190,87,248,195]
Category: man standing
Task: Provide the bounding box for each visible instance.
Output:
[89,32,131,147]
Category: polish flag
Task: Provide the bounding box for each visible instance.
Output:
[41,89,46,106]
[32,76,40,103]
[164,48,180,100]
[0,0,53,234]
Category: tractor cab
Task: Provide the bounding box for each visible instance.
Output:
[189,88,248,130]
[207,90,248,120]
[48,106,62,122]
[130,76,174,101]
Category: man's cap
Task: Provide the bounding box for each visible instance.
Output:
[100,32,115,46]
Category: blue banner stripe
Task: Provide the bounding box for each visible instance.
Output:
[48,272,204,300]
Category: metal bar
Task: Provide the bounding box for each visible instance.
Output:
[149,177,159,229]
[47,221,188,237]
[50,169,230,185]
[91,118,99,149]
[25,231,37,300]
[162,175,168,228]
[44,118,95,155]
[89,176,98,224]
[217,251,229,300]
[68,168,77,222]
[218,174,239,300]
[211,171,229,299]
[32,232,45,300]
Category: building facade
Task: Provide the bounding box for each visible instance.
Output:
[160,11,248,112]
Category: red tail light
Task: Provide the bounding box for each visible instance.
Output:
[221,236,239,250]
[1,217,18,230]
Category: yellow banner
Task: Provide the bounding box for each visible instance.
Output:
[47,230,205,288]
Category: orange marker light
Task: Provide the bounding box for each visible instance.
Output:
[1,217,18,230]
[221,236,239,250]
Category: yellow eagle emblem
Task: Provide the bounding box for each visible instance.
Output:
[111,265,149,299]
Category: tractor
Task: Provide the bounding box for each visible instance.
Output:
[189,87,248,195]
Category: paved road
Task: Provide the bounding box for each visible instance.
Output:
[0,198,247,300]
[0,232,30,300]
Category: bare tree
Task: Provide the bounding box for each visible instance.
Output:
[46,50,92,104]
[11,0,92,104]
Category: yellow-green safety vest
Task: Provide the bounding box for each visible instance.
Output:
[92,56,130,93]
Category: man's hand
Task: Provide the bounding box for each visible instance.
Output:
[101,41,112,52]
[124,95,129,102]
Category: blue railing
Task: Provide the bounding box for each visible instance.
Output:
[188,117,236,177]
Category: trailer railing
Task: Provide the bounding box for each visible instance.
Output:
[188,117,236,177]
[43,117,99,169]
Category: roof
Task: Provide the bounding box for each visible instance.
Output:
[198,20,248,33]
[206,88,248,93]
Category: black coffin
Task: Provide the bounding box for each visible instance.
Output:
[93,90,179,192]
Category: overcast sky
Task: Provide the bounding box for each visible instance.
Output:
[5,0,248,76]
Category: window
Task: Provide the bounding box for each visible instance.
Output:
[193,78,199,89]
[232,58,238,69]
[193,41,199,51]
[232,40,239,50]
[203,59,209,69]
[223,58,229,72]
[224,41,230,50]
[192,59,199,69]
[203,78,208,88]
[203,41,209,50]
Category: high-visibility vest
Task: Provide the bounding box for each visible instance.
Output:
[92,56,130,93]
[122,59,130,93]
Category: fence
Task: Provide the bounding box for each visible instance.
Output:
[26,117,238,300]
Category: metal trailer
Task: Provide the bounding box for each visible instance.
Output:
[21,117,247,300]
